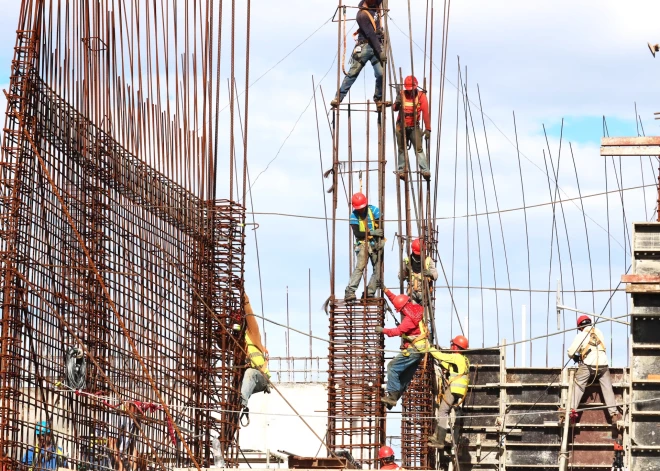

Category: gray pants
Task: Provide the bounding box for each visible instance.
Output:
[346,242,382,297]
[240,368,269,408]
[396,124,429,173]
[438,390,461,430]
[571,364,618,416]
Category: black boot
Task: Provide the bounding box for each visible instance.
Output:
[428,426,448,449]
[381,391,400,410]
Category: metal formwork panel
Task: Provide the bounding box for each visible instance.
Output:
[327,298,385,466]
[453,348,502,470]
[627,222,660,471]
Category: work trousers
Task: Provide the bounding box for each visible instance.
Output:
[571,364,618,416]
[396,124,429,173]
[346,241,382,297]
[240,368,269,408]
[438,389,463,430]
[386,348,424,395]
[337,43,383,103]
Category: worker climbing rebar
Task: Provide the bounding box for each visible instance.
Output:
[561,315,622,425]
[345,192,384,301]
[427,335,470,455]
[376,288,426,409]
[399,238,438,304]
[239,294,271,426]
[393,76,432,181]
[331,0,387,107]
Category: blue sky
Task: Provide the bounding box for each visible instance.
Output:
[1,0,659,376]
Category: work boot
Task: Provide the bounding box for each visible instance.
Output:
[381,392,399,410]
[344,291,356,302]
[421,170,431,181]
[394,170,406,181]
[330,98,340,108]
[428,426,448,448]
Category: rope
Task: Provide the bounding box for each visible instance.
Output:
[53,382,660,422]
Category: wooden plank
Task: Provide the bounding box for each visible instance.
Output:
[602,137,660,146]
[626,284,660,293]
[600,145,660,156]
[622,274,660,283]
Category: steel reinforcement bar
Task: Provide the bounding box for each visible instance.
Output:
[328,298,386,467]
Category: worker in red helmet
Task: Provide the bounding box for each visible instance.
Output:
[378,446,400,470]
[331,0,387,107]
[375,288,426,409]
[392,75,432,181]
[564,315,621,425]
[428,335,470,452]
[345,192,383,301]
[400,238,438,304]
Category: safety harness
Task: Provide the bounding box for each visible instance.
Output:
[353,4,383,43]
[401,92,421,127]
[405,256,433,293]
[578,326,606,361]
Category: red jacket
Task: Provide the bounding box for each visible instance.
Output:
[393,90,431,129]
[380,464,400,470]
[383,291,424,348]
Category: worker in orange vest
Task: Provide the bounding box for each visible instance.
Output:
[392,76,431,181]
[378,446,400,470]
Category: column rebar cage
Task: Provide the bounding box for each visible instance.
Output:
[327,298,386,467]
[401,360,435,469]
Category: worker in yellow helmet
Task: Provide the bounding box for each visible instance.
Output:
[239,294,271,426]
[428,335,470,453]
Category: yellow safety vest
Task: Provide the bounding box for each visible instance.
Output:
[246,332,270,378]
[430,351,470,396]
[357,207,377,234]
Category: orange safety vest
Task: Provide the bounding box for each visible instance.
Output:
[402,92,422,127]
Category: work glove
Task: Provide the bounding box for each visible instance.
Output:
[375,326,384,334]
[370,228,384,238]
[423,129,431,140]
[572,352,581,363]
[379,51,387,64]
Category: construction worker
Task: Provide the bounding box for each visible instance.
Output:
[331,0,386,107]
[345,192,383,301]
[376,288,426,409]
[400,238,438,304]
[377,446,400,470]
[392,76,431,180]
[564,315,621,424]
[22,421,66,470]
[428,335,470,451]
[239,294,271,426]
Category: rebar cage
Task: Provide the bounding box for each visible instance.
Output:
[0,3,247,470]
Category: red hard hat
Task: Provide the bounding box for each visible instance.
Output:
[404,76,418,91]
[577,315,592,327]
[451,335,469,350]
[392,294,410,312]
[411,238,422,255]
[378,446,395,460]
[352,192,367,210]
